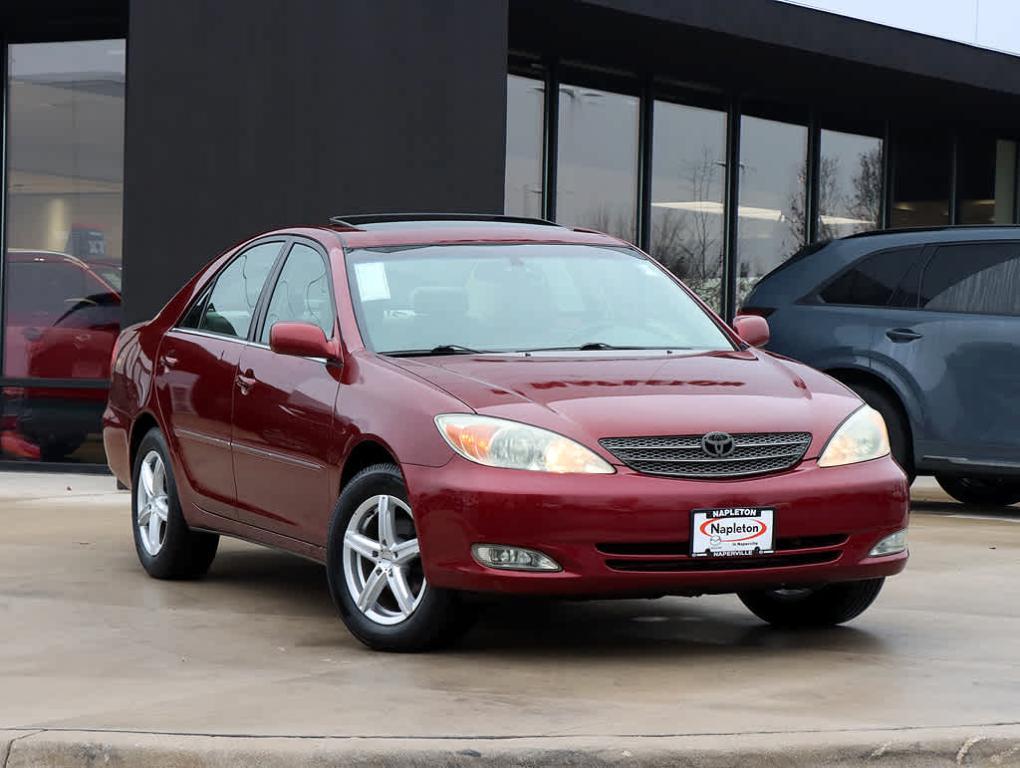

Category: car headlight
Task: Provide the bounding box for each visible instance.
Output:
[818,405,890,468]
[435,414,614,474]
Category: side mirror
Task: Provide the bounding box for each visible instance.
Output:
[269,322,341,364]
[733,314,770,348]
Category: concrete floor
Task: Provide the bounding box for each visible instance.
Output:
[1,472,1018,739]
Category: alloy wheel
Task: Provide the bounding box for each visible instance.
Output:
[136,450,170,556]
[342,494,426,625]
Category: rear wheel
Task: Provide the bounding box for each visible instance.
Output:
[844,382,914,484]
[739,578,885,627]
[326,463,474,652]
[936,475,1020,507]
[131,428,219,579]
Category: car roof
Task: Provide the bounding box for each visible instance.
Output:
[7,248,87,265]
[281,214,632,250]
[832,224,1020,249]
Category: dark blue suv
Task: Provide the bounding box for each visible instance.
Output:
[742,226,1020,506]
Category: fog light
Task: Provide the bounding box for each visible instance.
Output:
[471,544,561,572]
[869,529,908,557]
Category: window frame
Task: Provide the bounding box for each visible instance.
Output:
[916,240,1020,318]
[174,237,289,341]
[252,236,339,348]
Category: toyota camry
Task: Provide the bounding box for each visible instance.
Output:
[104,214,909,651]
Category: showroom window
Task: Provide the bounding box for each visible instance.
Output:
[890,130,952,227]
[956,137,1018,225]
[0,39,125,464]
[555,83,640,242]
[504,74,545,219]
[736,116,809,304]
[649,102,727,310]
[817,129,884,239]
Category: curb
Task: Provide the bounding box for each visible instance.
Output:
[4,726,1020,767]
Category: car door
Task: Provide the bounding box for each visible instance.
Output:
[231,239,341,542]
[902,242,1020,467]
[156,240,284,516]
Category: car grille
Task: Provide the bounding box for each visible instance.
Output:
[604,551,840,573]
[597,535,846,573]
[599,432,812,479]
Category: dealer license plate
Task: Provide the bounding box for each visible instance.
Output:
[691,507,775,558]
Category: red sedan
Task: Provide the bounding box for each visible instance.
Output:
[104,214,909,651]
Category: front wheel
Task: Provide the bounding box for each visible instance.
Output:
[739,578,885,628]
[326,463,474,652]
[936,475,1020,507]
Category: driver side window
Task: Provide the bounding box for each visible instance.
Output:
[259,243,334,344]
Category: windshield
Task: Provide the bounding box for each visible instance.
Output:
[345,243,734,355]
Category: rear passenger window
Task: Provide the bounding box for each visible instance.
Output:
[819,247,923,307]
[179,284,211,329]
[199,242,282,338]
[920,243,1020,316]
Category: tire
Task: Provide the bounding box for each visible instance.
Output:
[131,427,219,579]
[845,382,914,484]
[326,463,474,652]
[739,578,885,628]
[936,475,1020,507]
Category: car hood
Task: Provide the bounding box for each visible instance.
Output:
[387,349,861,460]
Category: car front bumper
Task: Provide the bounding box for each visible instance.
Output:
[405,456,909,597]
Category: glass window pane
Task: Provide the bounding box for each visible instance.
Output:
[260,244,333,343]
[1,386,107,462]
[504,75,545,218]
[817,129,883,239]
[556,85,639,241]
[200,243,281,339]
[3,40,125,380]
[921,244,1020,315]
[1,40,125,464]
[649,102,727,310]
[957,137,1017,225]
[737,116,808,304]
[891,131,951,227]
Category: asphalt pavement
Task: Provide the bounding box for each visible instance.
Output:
[1,472,1018,766]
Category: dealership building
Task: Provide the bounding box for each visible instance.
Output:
[2,0,1020,468]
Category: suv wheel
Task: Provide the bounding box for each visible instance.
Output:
[326,463,474,652]
[936,475,1020,507]
[739,579,885,627]
[132,428,219,579]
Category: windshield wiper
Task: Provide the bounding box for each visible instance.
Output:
[384,344,486,357]
[518,343,688,352]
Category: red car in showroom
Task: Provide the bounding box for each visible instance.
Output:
[3,249,120,460]
[104,214,909,651]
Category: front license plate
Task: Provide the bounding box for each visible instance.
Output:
[691,507,775,558]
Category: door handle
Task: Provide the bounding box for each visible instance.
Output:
[236,369,256,395]
[886,328,922,343]
[161,353,179,369]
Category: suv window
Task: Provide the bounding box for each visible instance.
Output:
[199,242,281,338]
[259,243,334,344]
[819,247,923,307]
[920,243,1020,316]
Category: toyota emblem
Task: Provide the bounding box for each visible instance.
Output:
[701,431,736,458]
